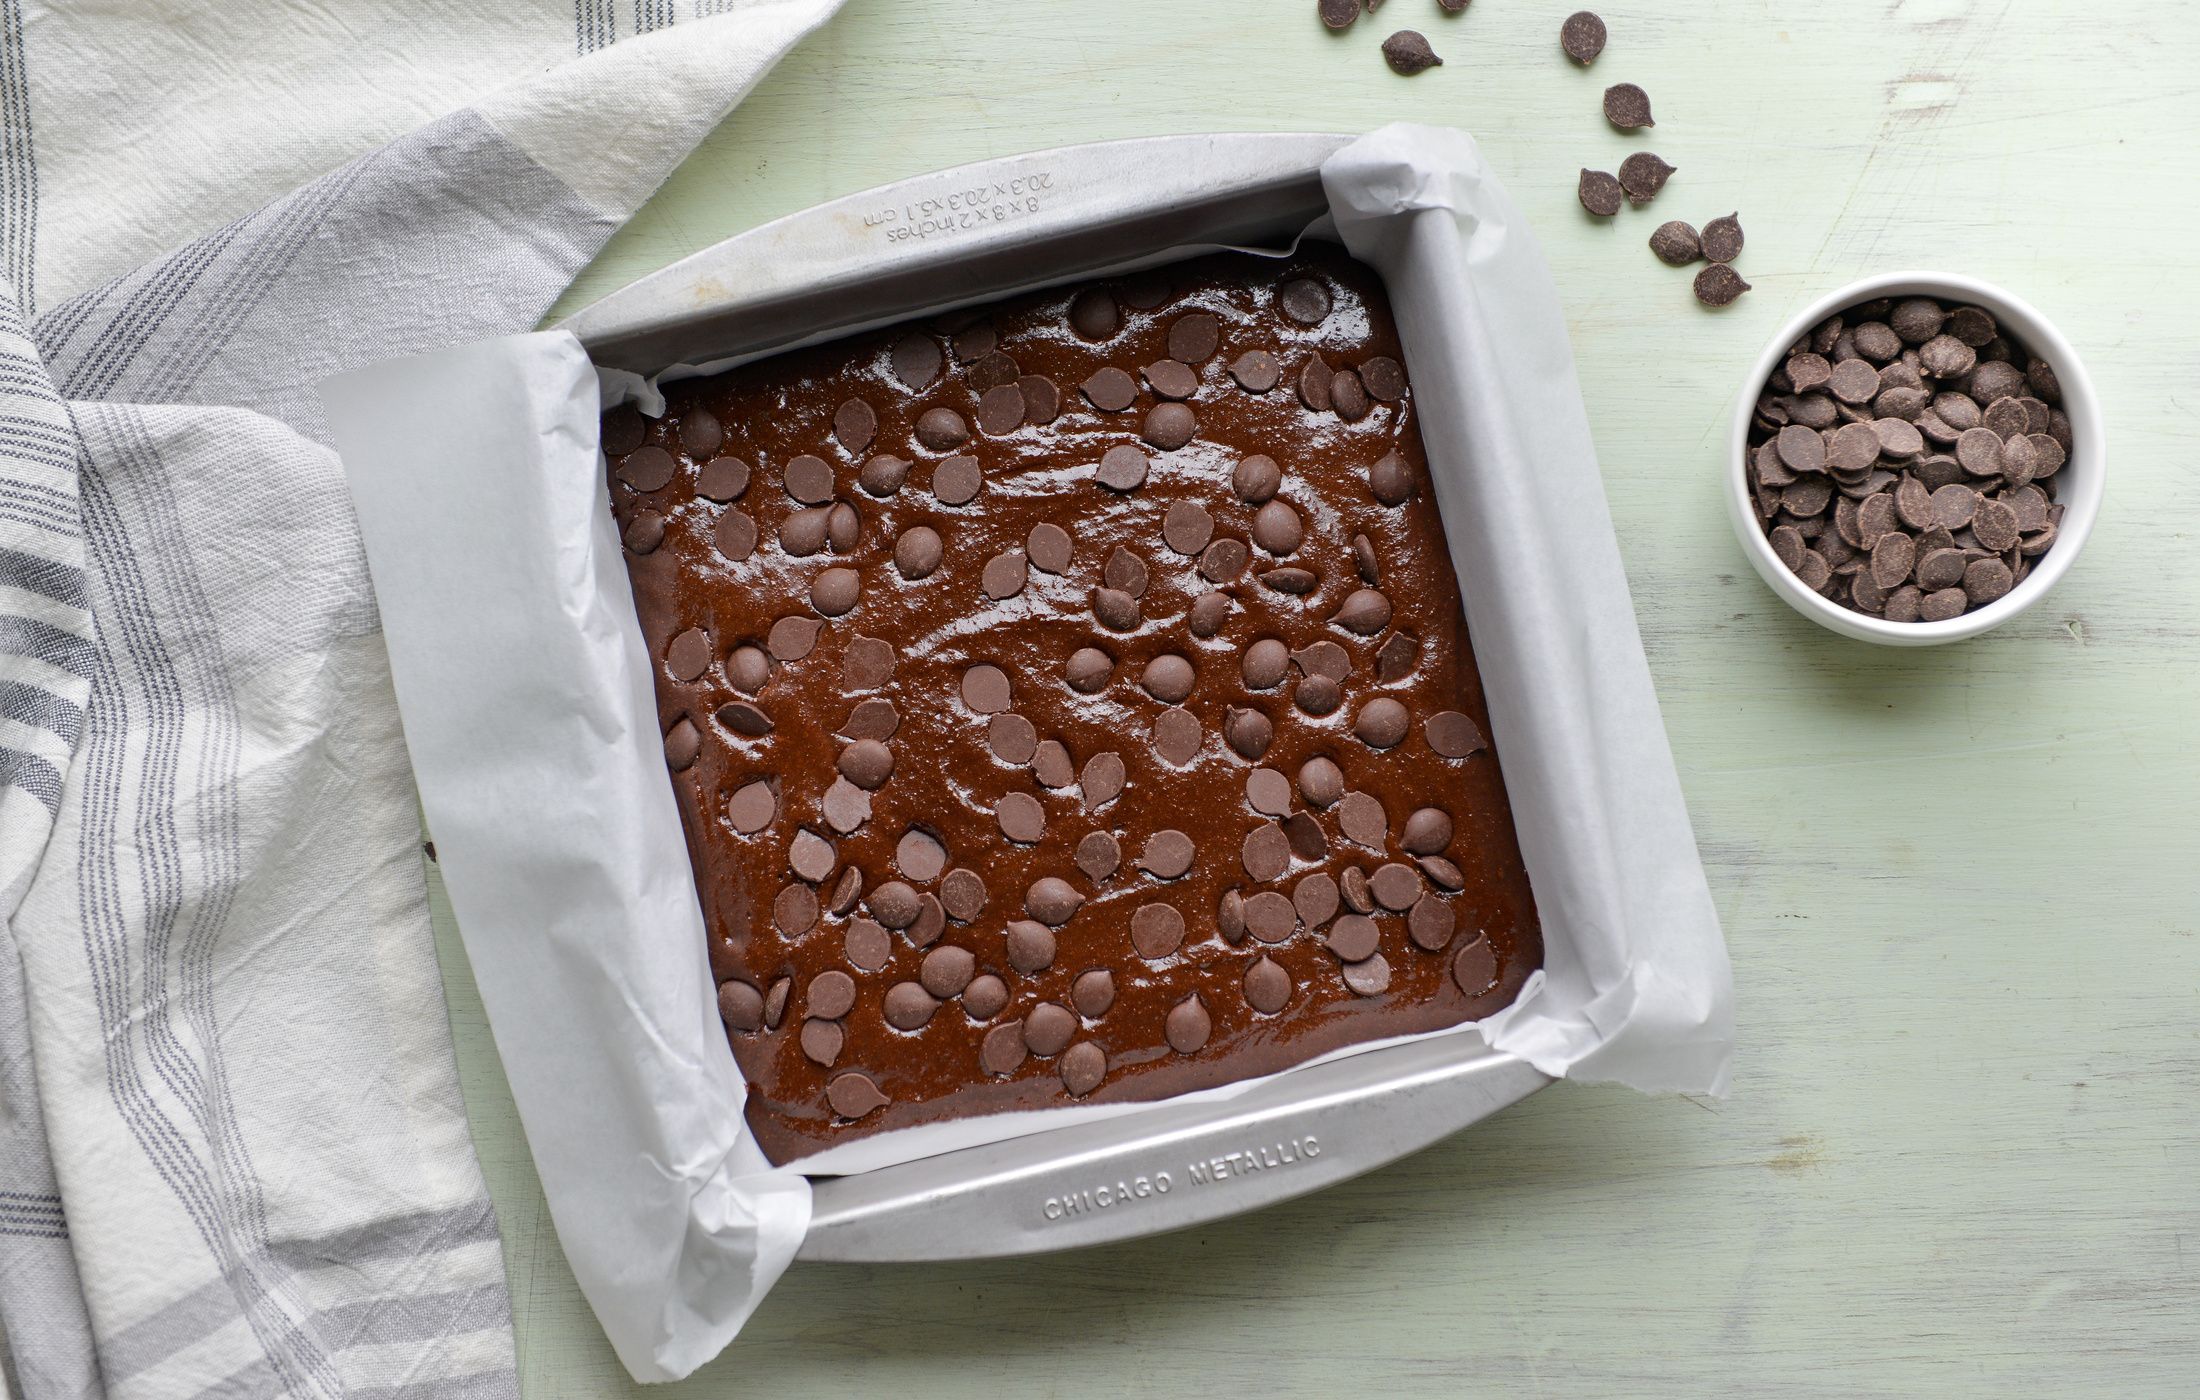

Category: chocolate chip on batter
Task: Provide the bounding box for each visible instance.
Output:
[1005,920,1057,975]
[1165,996,1211,1054]
[1371,862,1421,911]
[1279,277,1333,327]
[996,792,1046,844]
[1164,501,1216,555]
[1095,444,1150,492]
[1020,374,1061,426]
[988,712,1039,765]
[932,454,983,506]
[801,1018,844,1067]
[963,975,1009,1021]
[1401,807,1453,855]
[618,446,676,493]
[1244,957,1292,1014]
[1143,359,1199,402]
[663,717,701,771]
[790,827,837,883]
[1241,891,1295,945]
[1234,454,1283,504]
[833,398,876,454]
[1024,1002,1076,1056]
[821,777,870,834]
[1151,708,1202,766]
[811,567,861,617]
[1069,289,1119,341]
[1224,706,1274,761]
[891,334,943,391]
[717,700,773,737]
[838,738,895,790]
[697,455,751,501]
[1242,822,1292,882]
[977,383,1026,436]
[1065,646,1114,693]
[1424,710,1484,758]
[843,635,895,691]
[1082,367,1138,413]
[1354,697,1411,749]
[1336,791,1388,848]
[1325,914,1379,963]
[1075,830,1122,882]
[836,697,899,742]
[1199,539,1251,586]
[1297,756,1345,809]
[980,1021,1026,1075]
[1093,587,1140,631]
[920,945,976,999]
[1060,1042,1107,1096]
[828,865,864,915]
[1081,751,1127,810]
[914,408,971,453]
[1131,902,1188,958]
[1340,866,1374,914]
[1369,451,1414,505]
[1230,351,1282,393]
[982,549,1028,600]
[727,779,775,833]
[667,627,711,681]
[1031,740,1075,790]
[1342,952,1393,997]
[600,405,646,456]
[1142,402,1197,450]
[1293,674,1342,716]
[1333,588,1393,635]
[1167,312,1222,364]
[1247,766,1294,816]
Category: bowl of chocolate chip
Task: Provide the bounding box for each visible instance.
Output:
[1727,273,2102,645]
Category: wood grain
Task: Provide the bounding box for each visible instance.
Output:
[443,0,2200,1393]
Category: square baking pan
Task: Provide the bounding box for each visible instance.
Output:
[559,134,1554,1262]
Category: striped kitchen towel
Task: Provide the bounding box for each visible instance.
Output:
[0,2,842,1397]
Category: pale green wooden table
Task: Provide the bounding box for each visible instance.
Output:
[440,2,2200,1393]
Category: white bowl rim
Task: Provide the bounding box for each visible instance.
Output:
[1725,271,2104,647]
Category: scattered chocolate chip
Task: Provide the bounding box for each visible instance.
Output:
[1081,367,1138,413]
[623,511,665,554]
[1376,632,1421,682]
[811,567,861,617]
[1142,402,1197,450]
[982,549,1028,600]
[1294,674,1343,717]
[1065,646,1115,694]
[718,979,763,1031]
[1371,862,1421,911]
[1618,153,1675,206]
[717,701,773,737]
[601,405,647,456]
[1230,351,1282,393]
[826,1072,889,1120]
[1649,220,1701,266]
[1247,767,1294,816]
[1340,866,1374,914]
[1024,1002,1076,1055]
[1333,588,1393,635]
[1060,1042,1107,1096]
[828,865,864,914]
[977,383,1026,436]
[1143,359,1199,402]
[1165,996,1212,1053]
[1425,710,1484,758]
[893,526,944,581]
[1402,807,1453,855]
[964,975,1009,1021]
[1562,10,1606,64]
[1242,822,1292,882]
[1224,706,1274,761]
[1151,707,1202,766]
[1096,444,1150,492]
[838,738,895,789]
[1318,0,1359,30]
[1353,697,1411,749]
[1093,587,1141,631]
[666,627,712,681]
[1369,451,1414,505]
[980,1021,1026,1075]
[1577,169,1623,219]
[988,712,1039,764]
[1131,902,1188,958]
[1700,213,1744,265]
[1337,791,1388,848]
[1006,920,1057,974]
[1280,278,1333,327]
[1325,914,1379,963]
[932,455,983,506]
[1199,538,1251,583]
[1032,740,1075,790]
[821,777,870,834]
[1342,952,1392,997]
[1081,752,1126,809]
[618,446,676,493]
[996,792,1046,844]
[1075,830,1122,882]
[1603,82,1654,129]
[1381,29,1442,74]
[1694,263,1750,307]
[1297,756,1346,808]
[801,1018,844,1067]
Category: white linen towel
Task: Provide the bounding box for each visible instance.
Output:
[0,2,843,1395]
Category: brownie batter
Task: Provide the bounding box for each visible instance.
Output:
[606,246,1542,1164]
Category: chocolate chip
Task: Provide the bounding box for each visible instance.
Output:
[1353,698,1411,749]
[762,616,815,663]
[1096,444,1150,492]
[1399,707,1477,765]
[880,981,939,1032]
[827,867,864,918]
[1060,1042,1107,1096]
[980,1021,1026,1075]
[1369,451,1414,505]
[838,738,895,789]
[1577,169,1623,219]
[789,827,836,884]
[891,334,943,391]
[995,792,1046,845]
[1244,957,1292,1014]
[1160,312,1219,365]
[1280,812,1327,864]
[913,408,970,453]
[1018,374,1062,427]
[1031,740,1074,790]
[1324,913,1379,963]
[1258,566,1318,596]
[1024,1002,1076,1056]
[1342,952,1393,997]
[1022,877,1083,928]
[840,917,891,975]
[1142,402,1197,450]
[1963,556,2013,605]
[1561,9,1606,64]
[718,979,763,1031]
[826,502,860,553]
[666,627,711,681]
[806,969,857,1021]
[1159,996,1212,1055]
[1163,502,1215,556]
[1694,264,1750,307]
[664,717,701,771]
[1247,767,1294,817]
[1233,454,1283,504]
[988,712,1039,766]
[971,351,1020,393]
[956,664,1009,715]
[963,975,1009,1021]
[1151,708,1202,766]
[1700,213,1744,264]
[1382,29,1442,74]
[1332,588,1393,636]
[826,1072,889,1120]
[811,567,861,618]
[1093,587,1141,632]
[1297,756,1345,808]
[779,506,829,557]
[1005,919,1057,975]
[1371,862,1421,912]
[618,446,676,493]
[1100,547,1149,599]
[1199,538,1250,583]
[1130,902,1188,958]
[1376,632,1421,682]
[1293,675,1342,716]
[1603,82,1654,129]
[821,777,870,834]
[1318,0,1358,30]
[1230,351,1282,393]
[621,512,664,556]
[982,549,1028,600]
[1402,807,1453,855]
[885,527,940,584]
[1241,891,1294,945]
[1336,791,1388,848]
[1618,153,1675,205]
[932,455,983,506]
[1065,646,1114,693]
[1081,367,1138,413]
[837,697,901,742]
[1290,872,1340,930]
[1649,220,1701,266]
[1143,359,1199,402]
[1081,752,1126,809]
[1929,484,1979,531]
[1279,277,1332,326]
[716,701,773,737]
[1920,586,1967,622]
[1075,831,1122,882]
[842,635,894,693]
[972,383,1023,437]
[1224,706,1274,761]
[1242,822,1292,882]
[801,1018,844,1067]
[1329,370,1372,422]
[1340,866,1374,914]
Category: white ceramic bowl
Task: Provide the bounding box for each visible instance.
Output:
[1725,272,2103,646]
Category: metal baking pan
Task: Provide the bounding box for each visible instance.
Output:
[558,134,1554,1262]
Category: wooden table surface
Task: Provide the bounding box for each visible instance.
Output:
[439,1,2200,1393]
